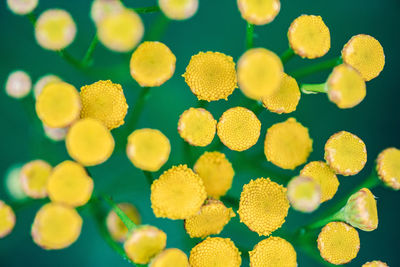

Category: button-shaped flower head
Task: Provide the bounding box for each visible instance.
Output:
[34,74,62,99]
[20,160,52,199]
[287,176,321,213]
[376,147,400,190]
[159,0,199,20]
[362,261,389,267]
[90,0,124,25]
[149,248,189,267]
[0,201,16,238]
[106,202,141,242]
[4,164,28,201]
[237,0,280,25]
[7,0,38,15]
[43,124,68,142]
[5,70,31,99]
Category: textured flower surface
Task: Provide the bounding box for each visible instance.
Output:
[20,160,52,199]
[149,248,189,267]
[377,147,400,190]
[362,260,389,267]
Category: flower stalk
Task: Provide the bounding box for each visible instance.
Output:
[280,48,295,64]
[290,57,342,79]
[300,82,327,94]
[246,22,254,50]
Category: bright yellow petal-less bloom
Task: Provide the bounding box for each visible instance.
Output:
[249,236,297,267]
[300,161,339,203]
[183,51,237,101]
[324,131,367,176]
[158,0,199,20]
[178,108,217,147]
[35,9,77,51]
[151,165,207,219]
[238,178,289,236]
[193,151,234,198]
[217,107,261,151]
[327,64,366,109]
[90,0,124,25]
[106,203,141,242]
[31,203,82,250]
[5,70,32,99]
[124,226,167,264]
[0,201,16,238]
[98,9,144,52]
[130,41,176,87]
[342,34,385,81]
[20,160,52,199]
[288,15,330,59]
[362,261,389,267]
[66,118,115,166]
[237,0,280,25]
[376,147,400,190]
[127,128,171,172]
[149,248,189,267]
[317,222,360,265]
[237,48,283,100]
[7,0,38,15]
[36,81,81,128]
[189,237,241,267]
[264,118,313,169]
[287,176,321,213]
[34,74,62,99]
[80,80,128,130]
[184,199,235,238]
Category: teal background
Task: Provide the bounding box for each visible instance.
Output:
[0,0,399,266]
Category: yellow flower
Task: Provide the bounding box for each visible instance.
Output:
[90,0,124,25]
[158,0,199,20]
[7,0,38,15]
[376,147,400,190]
[362,261,389,267]
[106,202,141,242]
[264,118,313,169]
[193,151,234,198]
[149,248,189,267]
[178,108,217,147]
[184,199,235,238]
[324,131,367,176]
[35,9,77,51]
[342,34,385,81]
[288,15,330,59]
[262,73,300,114]
[217,107,261,151]
[130,41,176,87]
[189,237,241,267]
[287,176,321,213]
[5,70,32,99]
[98,9,144,52]
[327,64,366,109]
[47,161,94,207]
[237,0,280,25]
[237,48,283,100]
[238,178,289,236]
[32,203,82,250]
[249,236,297,267]
[36,81,81,128]
[300,161,339,203]
[34,74,62,99]
[317,222,360,265]
[80,80,128,130]
[20,160,52,199]
[151,165,207,219]
[183,51,237,101]
[127,128,171,172]
[124,226,167,264]
[0,201,16,238]
[66,118,115,166]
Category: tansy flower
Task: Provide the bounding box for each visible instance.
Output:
[32,203,82,250]
[106,202,141,242]
[189,237,241,267]
[124,225,167,264]
[127,128,171,172]
[178,108,217,147]
[47,161,94,207]
[342,34,385,81]
[376,147,400,190]
[36,81,81,128]
[20,160,52,199]
[5,70,32,99]
[237,48,283,100]
[5,164,28,201]
[7,0,38,15]
[237,0,280,25]
[288,15,330,59]
[324,131,367,176]
[159,0,199,20]
[0,201,16,238]
[262,73,300,114]
[184,199,235,238]
[97,9,144,52]
[249,236,297,267]
[193,151,234,198]
[238,178,289,236]
[362,261,389,267]
[66,118,115,166]
[264,118,313,170]
[151,165,207,219]
[183,51,237,101]
[35,9,77,51]
[43,124,68,142]
[90,0,124,25]
[149,248,189,267]
[34,74,62,99]
[287,176,321,213]
[300,161,339,203]
[317,222,360,265]
[80,80,128,130]
[217,107,261,151]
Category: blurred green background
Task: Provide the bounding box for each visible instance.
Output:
[1,0,399,266]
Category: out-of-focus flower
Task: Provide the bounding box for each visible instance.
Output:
[362,261,389,267]
[20,160,52,199]
[106,203,141,242]
[287,176,321,213]
[376,147,400,190]
[34,74,62,99]
[4,164,28,201]
[150,248,189,267]
[43,124,68,142]
[159,0,199,20]
[90,0,124,25]
[7,0,38,15]
[0,200,16,238]
[237,0,280,25]
[5,70,32,99]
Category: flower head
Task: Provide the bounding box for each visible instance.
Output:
[106,203,141,242]
[159,0,199,20]
[5,70,31,99]
[7,0,38,15]
[20,160,52,199]
[34,74,62,99]
[376,147,400,190]
[362,261,389,267]
[149,248,189,267]
[287,176,321,213]
[237,0,280,25]
[43,124,68,142]
[0,201,16,238]
[90,0,124,25]
[4,164,28,201]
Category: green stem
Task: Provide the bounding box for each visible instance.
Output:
[249,100,264,115]
[145,14,170,41]
[183,141,194,166]
[280,48,295,64]
[26,12,37,25]
[102,195,137,231]
[82,34,99,67]
[143,171,154,185]
[57,50,85,70]
[246,23,255,50]
[290,57,342,79]
[133,6,161,14]
[300,83,327,94]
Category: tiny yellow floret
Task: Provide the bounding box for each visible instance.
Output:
[5,70,32,99]
[34,74,62,99]
[237,0,280,25]
[287,176,321,213]
[106,202,141,242]
[376,147,400,190]
[362,261,389,267]
[0,201,16,238]
[158,0,199,20]
[7,0,38,15]
[91,0,124,25]
[20,160,52,199]
[150,248,189,267]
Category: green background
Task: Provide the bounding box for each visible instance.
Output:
[0,0,399,266]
